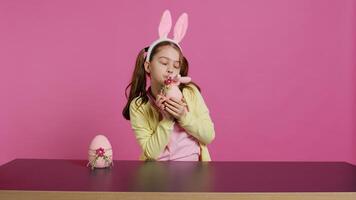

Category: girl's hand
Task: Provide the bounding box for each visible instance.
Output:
[164,97,188,121]
[155,93,173,121]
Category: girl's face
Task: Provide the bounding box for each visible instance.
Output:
[144,45,181,86]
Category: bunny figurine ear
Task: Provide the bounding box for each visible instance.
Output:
[158,10,172,38]
[173,13,188,43]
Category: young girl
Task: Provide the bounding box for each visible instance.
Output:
[122,10,215,161]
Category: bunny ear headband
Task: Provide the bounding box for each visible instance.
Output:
[145,9,188,62]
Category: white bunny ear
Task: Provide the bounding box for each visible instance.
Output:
[158,10,172,38]
[173,13,188,43]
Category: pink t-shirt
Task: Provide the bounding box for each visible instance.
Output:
[147,88,201,161]
[157,123,201,161]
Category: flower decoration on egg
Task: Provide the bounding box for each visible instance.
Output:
[87,147,112,170]
[96,147,105,157]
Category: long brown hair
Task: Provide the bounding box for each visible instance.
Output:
[122,41,200,120]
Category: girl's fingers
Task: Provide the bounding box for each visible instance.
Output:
[156,100,164,108]
[164,102,187,119]
[156,95,167,104]
[168,97,181,105]
[165,99,186,114]
[165,99,187,110]
[164,103,180,113]
[165,106,179,118]
[158,98,165,104]
[158,94,168,102]
[156,94,164,100]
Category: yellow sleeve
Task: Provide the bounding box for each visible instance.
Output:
[129,98,175,160]
[177,85,216,145]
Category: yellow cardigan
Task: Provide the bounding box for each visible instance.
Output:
[129,84,215,161]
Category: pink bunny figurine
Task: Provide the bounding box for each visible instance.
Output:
[162,74,191,101]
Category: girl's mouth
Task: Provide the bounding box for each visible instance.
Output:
[164,77,173,85]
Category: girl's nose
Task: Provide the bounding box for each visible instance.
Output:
[167,66,173,73]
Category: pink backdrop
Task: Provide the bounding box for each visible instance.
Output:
[1,0,355,166]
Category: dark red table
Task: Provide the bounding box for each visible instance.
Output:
[0,159,355,200]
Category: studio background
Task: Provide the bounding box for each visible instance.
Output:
[1,0,355,166]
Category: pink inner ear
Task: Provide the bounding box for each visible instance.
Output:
[173,13,188,43]
[158,10,172,38]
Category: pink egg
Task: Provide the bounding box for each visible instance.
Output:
[87,135,113,169]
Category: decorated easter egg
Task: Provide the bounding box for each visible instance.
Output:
[87,134,113,169]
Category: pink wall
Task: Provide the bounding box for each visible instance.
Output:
[1,0,355,166]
